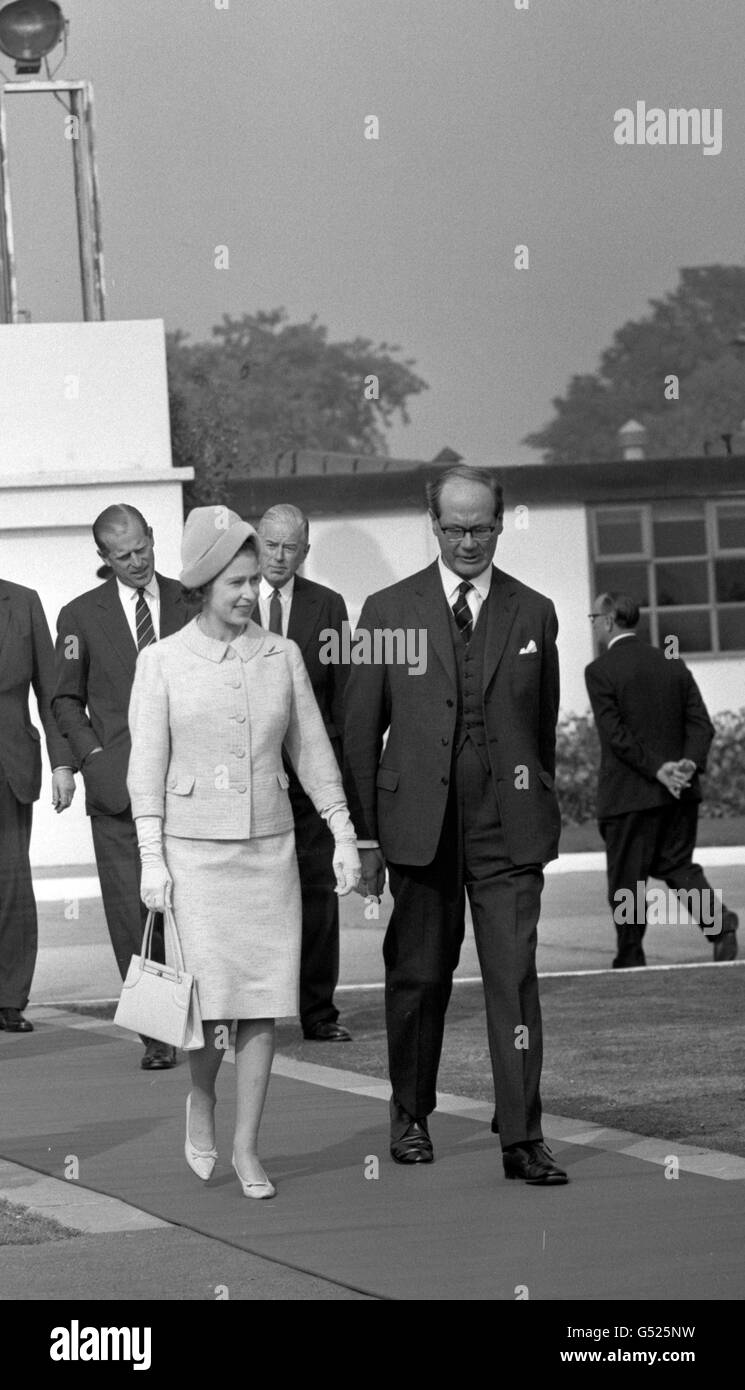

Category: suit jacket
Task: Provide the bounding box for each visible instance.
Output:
[584,634,714,820]
[0,580,73,804]
[343,561,562,868]
[53,573,190,816]
[263,575,349,760]
[127,617,345,839]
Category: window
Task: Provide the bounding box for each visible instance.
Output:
[590,501,745,655]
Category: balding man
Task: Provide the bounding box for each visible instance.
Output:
[53,505,190,1069]
[257,504,352,1041]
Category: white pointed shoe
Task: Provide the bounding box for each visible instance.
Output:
[231,1152,276,1200]
[185,1094,217,1181]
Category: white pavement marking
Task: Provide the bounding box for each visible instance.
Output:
[32,843,745,900]
[0,1159,171,1234]
[271,1056,745,1181]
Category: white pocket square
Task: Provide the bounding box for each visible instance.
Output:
[519,640,538,655]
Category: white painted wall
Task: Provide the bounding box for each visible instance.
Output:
[0,321,192,867]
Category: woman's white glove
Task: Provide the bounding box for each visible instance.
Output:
[332,840,362,896]
[136,816,172,911]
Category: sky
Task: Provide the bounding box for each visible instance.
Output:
[3,0,745,465]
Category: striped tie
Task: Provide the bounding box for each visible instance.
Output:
[452,580,474,643]
[269,587,283,635]
[135,589,156,650]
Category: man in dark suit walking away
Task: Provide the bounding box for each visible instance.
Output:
[585,592,738,969]
[0,581,76,1033]
[53,505,190,1068]
[257,504,352,1042]
[344,465,567,1185]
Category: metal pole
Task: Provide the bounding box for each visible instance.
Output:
[70,85,97,320]
[83,82,106,317]
[0,94,18,323]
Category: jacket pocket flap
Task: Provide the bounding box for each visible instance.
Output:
[538,769,554,790]
[166,773,195,796]
[277,770,291,789]
[376,766,400,792]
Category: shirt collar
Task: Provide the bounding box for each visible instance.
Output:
[608,632,637,650]
[117,575,159,604]
[437,554,492,602]
[180,615,267,663]
[260,575,294,601]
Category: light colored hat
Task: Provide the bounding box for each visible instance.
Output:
[179,506,257,588]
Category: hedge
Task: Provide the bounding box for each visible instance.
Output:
[555,708,745,826]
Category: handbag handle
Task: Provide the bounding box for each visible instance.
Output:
[139,903,187,976]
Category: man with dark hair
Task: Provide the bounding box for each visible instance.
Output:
[344,465,567,1184]
[0,581,75,1033]
[53,505,190,1068]
[257,503,352,1041]
[586,591,738,967]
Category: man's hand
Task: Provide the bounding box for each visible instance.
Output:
[656,761,690,799]
[51,768,75,813]
[357,847,387,899]
[675,758,697,786]
[333,841,362,896]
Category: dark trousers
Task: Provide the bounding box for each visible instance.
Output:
[384,739,545,1150]
[291,785,340,1030]
[600,802,723,959]
[0,772,37,1009]
[90,809,164,981]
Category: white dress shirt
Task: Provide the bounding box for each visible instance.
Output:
[258,574,295,634]
[117,575,161,645]
[437,554,492,626]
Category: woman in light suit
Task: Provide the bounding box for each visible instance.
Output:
[127,507,360,1198]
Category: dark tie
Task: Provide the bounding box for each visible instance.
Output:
[135,589,156,650]
[269,587,283,635]
[452,580,474,643]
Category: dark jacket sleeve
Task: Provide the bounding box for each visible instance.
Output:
[328,590,350,749]
[342,594,391,842]
[53,603,100,766]
[585,661,663,782]
[539,601,560,779]
[30,591,76,770]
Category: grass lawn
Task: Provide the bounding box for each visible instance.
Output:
[0,1197,78,1247]
[273,966,745,1157]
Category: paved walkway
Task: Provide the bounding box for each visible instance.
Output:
[1,1007,743,1301]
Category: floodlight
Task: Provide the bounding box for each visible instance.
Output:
[0,1,66,76]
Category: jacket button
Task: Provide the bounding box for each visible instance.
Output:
[236,714,246,723]
[441,737,449,745]
[236,749,246,758]
[236,785,247,793]
[446,698,454,707]
[441,776,448,786]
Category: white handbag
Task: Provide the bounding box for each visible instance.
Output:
[114,904,204,1050]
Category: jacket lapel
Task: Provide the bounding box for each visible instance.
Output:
[286,577,318,656]
[415,562,456,688]
[158,574,188,638]
[482,567,519,693]
[0,585,10,659]
[95,579,137,679]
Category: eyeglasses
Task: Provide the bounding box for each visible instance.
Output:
[588,612,606,621]
[439,525,497,541]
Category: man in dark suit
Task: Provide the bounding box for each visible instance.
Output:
[0,582,76,1033]
[257,504,352,1041]
[53,504,190,1068]
[585,591,738,968]
[344,465,567,1185]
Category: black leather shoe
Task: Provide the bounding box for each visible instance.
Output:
[141,1040,176,1070]
[713,910,738,962]
[390,1100,434,1164]
[503,1140,568,1185]
[302,1021,352,1041]
[0,1007,33,1033]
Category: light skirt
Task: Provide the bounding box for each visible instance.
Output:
[164,832,301,1019]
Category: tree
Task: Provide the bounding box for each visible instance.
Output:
[524,266,745,463]
[167,310,428,503]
